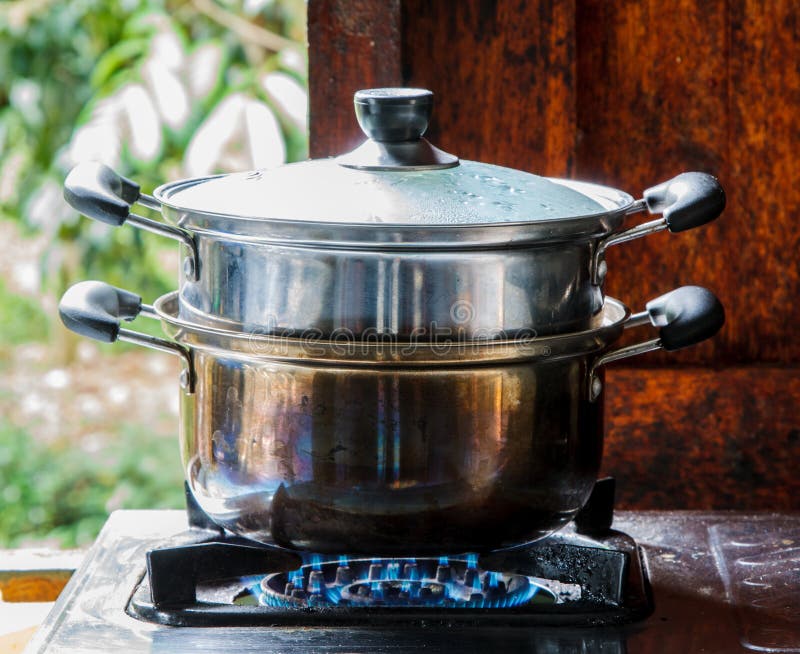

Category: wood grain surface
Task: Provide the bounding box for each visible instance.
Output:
[402,0,577,177]
[576,0,800,366]
[306,0,799,508]
[308,0,402,157]
[604,366,800,510]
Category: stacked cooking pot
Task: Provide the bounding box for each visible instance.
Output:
[59,88,725,554]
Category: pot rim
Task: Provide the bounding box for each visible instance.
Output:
[153,292,631,366]
[154,176,635,249]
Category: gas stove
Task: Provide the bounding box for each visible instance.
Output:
[24,481,800,653]
[122,479,651,630]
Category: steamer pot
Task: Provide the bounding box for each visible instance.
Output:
[59,281,724,553]
[62,88,725,339]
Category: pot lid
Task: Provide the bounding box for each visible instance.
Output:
[156,88,626,230]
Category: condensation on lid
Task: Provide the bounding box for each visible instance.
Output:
[158,159,608,226]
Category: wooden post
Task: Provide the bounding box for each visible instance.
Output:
[308,0,403,157]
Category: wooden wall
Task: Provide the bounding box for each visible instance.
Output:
[307,0,800,510]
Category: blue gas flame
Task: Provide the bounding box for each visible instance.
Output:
[258,554,548,609]
[471,573,481,592]
[290,569,303,587]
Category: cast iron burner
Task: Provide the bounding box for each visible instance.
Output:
[126,478,654,627]
[259,554,557,609]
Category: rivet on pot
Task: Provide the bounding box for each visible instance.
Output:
[590,376,603,401]
[596,259,608,284]
[179,368,192,391]
[183,256,196,279]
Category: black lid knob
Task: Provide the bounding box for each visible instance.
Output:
[354,88,433,142]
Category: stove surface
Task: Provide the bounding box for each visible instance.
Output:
[25,511,800,654]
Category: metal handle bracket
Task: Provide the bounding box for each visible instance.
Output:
[59,281,196,393]
[127,212,200,281]
[64,162,199,281]
[590,172,725,285]
[588,286,724,401]
[591,213,666,285]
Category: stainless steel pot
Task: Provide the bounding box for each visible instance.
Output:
[62,88,725,339]
[59,281,724,553]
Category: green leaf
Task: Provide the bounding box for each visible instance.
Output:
[90,37,150,89]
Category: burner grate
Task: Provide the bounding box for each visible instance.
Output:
[127,531,651,627]
[126,478,653,627]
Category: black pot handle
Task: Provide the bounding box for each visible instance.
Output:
[63,163,199,280]
[591,173,725,284]
[644,172,726,233]
[63,162,141,226]
[645,285,726,351]
[59,281,195,391]
[59,281,143,343]
[589,286,724,400]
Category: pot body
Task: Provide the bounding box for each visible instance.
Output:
[162,177,632,338]
[176,337,607,554]
[177,235,606,339]
[58,280,726,553]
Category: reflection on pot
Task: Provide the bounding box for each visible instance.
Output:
[184,352,602,553]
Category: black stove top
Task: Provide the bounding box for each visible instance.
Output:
[128,528,653,627]
[126,478,653,628]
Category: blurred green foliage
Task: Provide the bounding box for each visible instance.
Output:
[0,0,307,300]
[0,419,185,547]
[0,278,50,349]
[0,0,307,547]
